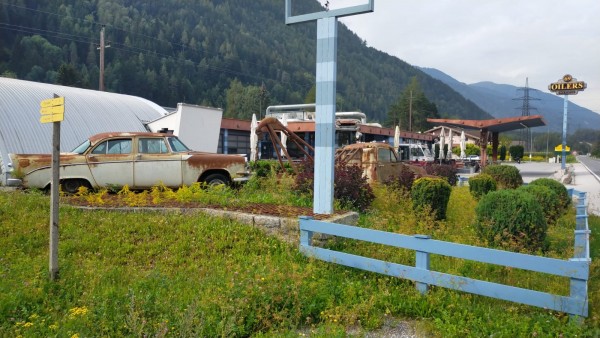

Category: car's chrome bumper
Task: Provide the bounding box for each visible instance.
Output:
[233,176,251,183]
[6,178,23,187]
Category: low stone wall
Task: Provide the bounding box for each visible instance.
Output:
[200,208,359,243]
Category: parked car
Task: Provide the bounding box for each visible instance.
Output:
[466,155,480,161]
[6,132,250,193]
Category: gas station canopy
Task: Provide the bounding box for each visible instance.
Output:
[426,115,546,166]
[427,115,546,133]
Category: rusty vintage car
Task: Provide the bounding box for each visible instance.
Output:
[335,142,427,185]
[6,132,250,193]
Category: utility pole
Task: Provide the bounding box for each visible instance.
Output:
[97,26,110,91]
[513,78,539,153]
[408,90,413,132]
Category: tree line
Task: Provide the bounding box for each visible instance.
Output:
[1,0,490,130]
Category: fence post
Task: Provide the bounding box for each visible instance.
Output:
[576,192,587,231]
[569,191,590,321]
[414,235,431,294]
[299,216,314,247]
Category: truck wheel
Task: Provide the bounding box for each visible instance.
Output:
[203,173,230,186]
[61,179,90,194]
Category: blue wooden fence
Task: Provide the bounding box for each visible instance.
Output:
[299,190,591,317]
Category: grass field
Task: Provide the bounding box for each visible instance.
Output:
[1,178,598,337]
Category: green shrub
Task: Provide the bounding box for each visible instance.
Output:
[482,165,523,189]
[475,189,547,252]
[424,163,458,186]
[383,164,415,191]
[499,145,507,161]
[528,178,571,211]
[518,184,562,225]
[509,145,524,161]
[250,160,292,177]
[411,177,452,220]
[294,159,375,212]
[468,174,497,200]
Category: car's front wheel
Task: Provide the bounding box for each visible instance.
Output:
[203,173,230,186]
[61,179,91,194]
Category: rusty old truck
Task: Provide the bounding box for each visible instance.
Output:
[5,132,251,192]
[335,142,427,185]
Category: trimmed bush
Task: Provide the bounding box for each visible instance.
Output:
[509,145,524,161]
[294,159,375,212]
[424,163,458,186]
[529,178,571,211]
[411,177,452,220]
[499,145,507,161]
[518,184,562,225]
[482,164,523,189]
[475,189,547,252]
[469,173,497,200]
[383,164,416,191]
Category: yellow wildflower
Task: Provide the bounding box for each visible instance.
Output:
[68,306,89,318]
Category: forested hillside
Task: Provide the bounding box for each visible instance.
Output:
[0,0,491,126]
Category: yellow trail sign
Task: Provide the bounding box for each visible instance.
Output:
[40,105,65,115]
[40,96,65,124]
[40,113,64,123]
[40,96,65,108]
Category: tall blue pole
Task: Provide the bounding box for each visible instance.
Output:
[561,94,568,170]
[284,0,374,214]
[313,17,337,214]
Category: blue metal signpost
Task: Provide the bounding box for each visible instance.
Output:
[548,75,587,170]
[561,94,568,170]
[285,0,374,214]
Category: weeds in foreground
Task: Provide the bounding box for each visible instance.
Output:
[0,179,598,337]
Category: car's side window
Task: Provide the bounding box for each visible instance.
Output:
[378,148,393,163]
[91,139,132,154]
[108,139,132,154]
[91,142,107,154]
[139,138,168,154]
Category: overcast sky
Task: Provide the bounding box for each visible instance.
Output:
[317,0,599,114]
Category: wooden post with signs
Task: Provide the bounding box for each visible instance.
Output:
[40,94,64,281]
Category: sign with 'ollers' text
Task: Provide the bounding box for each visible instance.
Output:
[548,74,586,95]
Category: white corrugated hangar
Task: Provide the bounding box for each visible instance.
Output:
[0,77,224,185]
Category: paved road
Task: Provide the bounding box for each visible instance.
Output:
[577,155,600,183]
[506,159,600,216]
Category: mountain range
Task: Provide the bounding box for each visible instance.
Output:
[1,0,597,133]
[419,67,600,132]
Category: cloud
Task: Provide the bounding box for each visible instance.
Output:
[326,0,600,113]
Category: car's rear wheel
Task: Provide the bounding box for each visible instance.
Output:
[203,173,230,186]
[61,179,91,194]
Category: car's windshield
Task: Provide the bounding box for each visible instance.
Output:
[71,140,91,154]
[167,137,191,152]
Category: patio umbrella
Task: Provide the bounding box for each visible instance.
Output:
[250,113,258,162]
[394,125,400,148]
[438,127,446,161]
[447,128,453,160]
[280,114,288,156]
[460,130,466,159]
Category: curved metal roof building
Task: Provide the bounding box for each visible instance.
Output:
[0,77,167,175]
